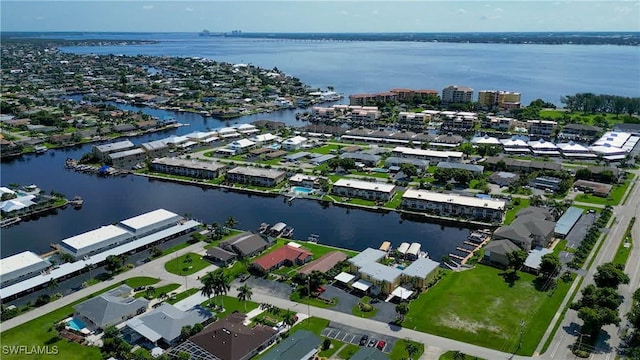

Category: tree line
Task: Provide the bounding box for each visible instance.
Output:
[560,93,640,116]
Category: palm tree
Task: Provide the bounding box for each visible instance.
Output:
[86,263,95,280]
[224,216,237,230]
[282,311,296,329]
[237,284,253,312]
[212,269,231,309]
[47,278,58,296]
[200,272,216,308]
[404,341,419,360]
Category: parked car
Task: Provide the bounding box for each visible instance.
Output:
[368,339,377,347]
[370,298,380,304]
[239,274,250,282]
[377,340,386,351]
[359,335,369,346]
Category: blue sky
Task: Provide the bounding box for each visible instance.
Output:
[2,1,639,32]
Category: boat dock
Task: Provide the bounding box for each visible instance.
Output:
[65,158,131,177]
[447,230,492,265]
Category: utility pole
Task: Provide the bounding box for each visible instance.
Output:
[307,276,311,325]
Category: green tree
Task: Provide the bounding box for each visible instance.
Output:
[212,268,231,309]
[47,278,58,296]
[224,216,238,230]
[507,249,528,272]
[399,163,418,177]
[145,286,156,299]
[539,253,561,279]
[395,302,409,321]
[105,255,123,275]
[200,272,216,307]
[282,311,296,328]
[404,340,419,359]
[594,262,630,289]
[237,283,253,311]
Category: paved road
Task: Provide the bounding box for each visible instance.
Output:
[544,169,640,360]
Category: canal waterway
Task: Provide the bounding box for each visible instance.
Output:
[3,33,639,265]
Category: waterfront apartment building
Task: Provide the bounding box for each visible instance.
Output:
[151,157,227,179]
[478,90,521,109]
[350,107,380,122]
[331,179,396,201]
[401,189,506,222]
[390,88,439,102]
[483,116,524,131]
[391,146,463,164]
[441,85,474,103]
[0,251,51,288]
[349,92,398,106]
[225,166,286,187]
[140,139,170,159]
[92,140,136,161]
[527,120,558,137]
[398,112,433,126]
[108,148,146,169]
[440,112,477,132]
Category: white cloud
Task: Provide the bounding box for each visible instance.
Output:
[185,7,193,12]
[457,8,466,14]
[142,5,154,10]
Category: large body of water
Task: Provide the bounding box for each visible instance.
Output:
[2,33,639,264]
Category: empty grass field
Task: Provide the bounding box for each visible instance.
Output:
[403,265,570,356]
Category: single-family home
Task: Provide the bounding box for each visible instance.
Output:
[73,285,149,331]
[252,244,313,272]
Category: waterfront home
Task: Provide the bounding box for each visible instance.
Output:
[151,157,227,179]
[391,146,463,164]
[493,208,555,251]
[250,133,278,145]
[298,251,347,275]
[281,135,308,150]
[251,244,312,272]
[0,251,51,288]
[227,138,256,154]
[225,166,286,187]
[217,127,241,139]
[169,312,277,360]
[401,189,506,222]
[123,304,212,346]
[331,178,396,202]
[219,232,270,258]
[73,285,149,331]
[288,173,320,188]
[483,239,521,268]
[108,148,146,169]
[261,330,321,360]
[92,140,135,161]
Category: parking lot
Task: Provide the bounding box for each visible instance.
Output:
[321,322,397,353]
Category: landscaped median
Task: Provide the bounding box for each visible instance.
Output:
[164,252,213,275]
[0,277,160,360]
[402,265,571,356]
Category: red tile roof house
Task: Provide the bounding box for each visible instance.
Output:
[252,244,313,272]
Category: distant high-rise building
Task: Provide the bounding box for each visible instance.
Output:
[442,85,474,103]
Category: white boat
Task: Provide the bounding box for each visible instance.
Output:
[308,234,320,243]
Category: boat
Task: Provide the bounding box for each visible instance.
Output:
[269,222,287,237]
[308,234,320,243]
[281,226,295,239]
[258,222,270,234]
[35,145,48,154]
[70,196,84,209]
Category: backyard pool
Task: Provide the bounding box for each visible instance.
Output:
[291,186,314,195]
[67,317,87,331]
[372,168,389,173]
[269,144,282,150]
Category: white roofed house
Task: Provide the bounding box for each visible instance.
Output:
[0,251,51,288]
[590,131,637,161]
[500,136,531,154]
[250,133,278,145]
[557,141,596,159]
[236,123,259,134]
[289,173,320,188]
[217,127,241,139]
[59,225,134,259]
[331,179,396,202]
[528,139,560,157]
[282,136,308,150]
[391,146,463,164]
[227,138,256,154]
[118,209,182,238]
[401,189,506,223]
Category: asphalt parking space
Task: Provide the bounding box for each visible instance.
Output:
[321,323,397,353]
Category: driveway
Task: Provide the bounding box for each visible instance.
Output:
[565,212,596,251]
[323,285,397,323]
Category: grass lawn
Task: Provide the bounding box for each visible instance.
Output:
[390,339,425,360]
[345,197,377,206]
[403,265,571,356]
[164,252,214,276]
[288,316,330,334]
[539,109,623,126]
[200,295,259,317]
[204,229,244,249]
[167,288,200,305]
[352,296,378,318]
[0,277,160,360]
[438,350,485,360]
[318,338,343,358]
[134,283,180,299]
[383,191,404,209]
[504,198,530,224]
[337,343,360,359]
[309,144,340,154]
[290,290,337,309]
[280,238,359,258]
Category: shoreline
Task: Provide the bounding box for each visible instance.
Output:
[137,172,498,229]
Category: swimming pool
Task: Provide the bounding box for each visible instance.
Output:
[291,186,313,194]
[67,317,87,331]
[372,168,389,173]
[269,144,282,150]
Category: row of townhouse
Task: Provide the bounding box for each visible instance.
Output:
[401,189,506,222]
[391,146,464,163]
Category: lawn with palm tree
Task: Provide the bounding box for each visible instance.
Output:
[164,252,213,275]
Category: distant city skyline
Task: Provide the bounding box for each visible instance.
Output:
[2,1,639,33]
